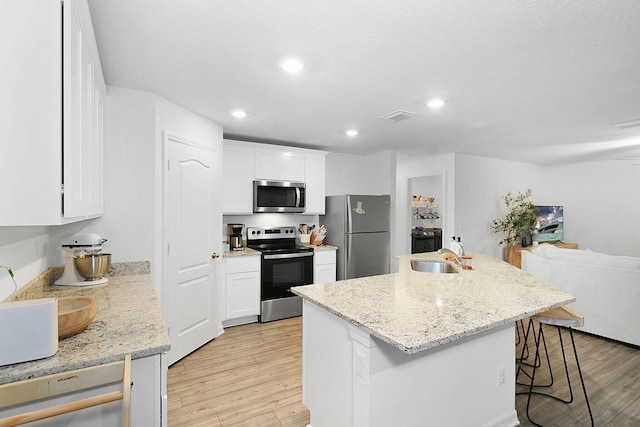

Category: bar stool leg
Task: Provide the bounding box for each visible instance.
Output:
[516,319,530,361]
[516,319,553,388]
[568,327,594,426]
[522,323,594,427]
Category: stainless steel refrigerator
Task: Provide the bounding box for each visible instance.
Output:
[321,195,391,280]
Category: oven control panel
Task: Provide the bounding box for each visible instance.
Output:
[246,226,297,241]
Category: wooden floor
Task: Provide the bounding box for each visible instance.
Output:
[168,317,640,426]
[168,317,308,427]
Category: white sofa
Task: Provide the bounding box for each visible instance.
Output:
[522,244,640,347]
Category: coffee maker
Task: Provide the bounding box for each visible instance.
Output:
[228,224,245,251]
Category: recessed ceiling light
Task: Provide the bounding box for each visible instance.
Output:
[231,110,247,118]
[345,129,359,137]
[427,99,445,109]
[280,58,304,73]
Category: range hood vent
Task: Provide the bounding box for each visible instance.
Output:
[379,109,418,122]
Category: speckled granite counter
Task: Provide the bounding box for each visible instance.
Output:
[292,252,575,354]
[299,243,338,251]
[223,247,261,257]
[0,262,170,385]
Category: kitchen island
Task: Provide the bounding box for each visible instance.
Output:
[0,262,170,426]
[292,252,575,427]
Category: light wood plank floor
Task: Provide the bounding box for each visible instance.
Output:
[168,317,640,426]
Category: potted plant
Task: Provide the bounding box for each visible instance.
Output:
[491,189,537,264]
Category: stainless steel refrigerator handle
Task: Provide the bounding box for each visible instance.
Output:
[346,196,353,233]
[346,235,353,279]
[264,252,314,260]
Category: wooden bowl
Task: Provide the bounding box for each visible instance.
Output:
[57,297,97,339]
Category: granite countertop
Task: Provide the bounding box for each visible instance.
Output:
[299,243,337,251]
[224,247,261,257]
[0,262,170,385]
[292,252,575,354]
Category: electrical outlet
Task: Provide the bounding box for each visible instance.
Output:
[498,367,505,385]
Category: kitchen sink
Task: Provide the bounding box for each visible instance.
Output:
[410,260,458,274]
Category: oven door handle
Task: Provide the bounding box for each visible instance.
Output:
[264,252,314,260]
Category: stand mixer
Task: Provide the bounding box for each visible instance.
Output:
[54,233,110,286]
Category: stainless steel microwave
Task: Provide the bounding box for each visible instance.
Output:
[253,180,306,213]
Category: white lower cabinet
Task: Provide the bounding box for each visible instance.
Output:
[224,255,261,326]
[0,353,166,426]
[314,249,337,284]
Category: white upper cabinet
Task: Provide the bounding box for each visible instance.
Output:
[62,0,105,218]
[223,140,327,215]
[303,152,327,215]
[222,142,255,214]
[0,0,105,225]
[254,149,305,182]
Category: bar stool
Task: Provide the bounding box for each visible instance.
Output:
[516,306,594,427]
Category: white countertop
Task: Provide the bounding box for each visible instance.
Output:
[292,252,575,354]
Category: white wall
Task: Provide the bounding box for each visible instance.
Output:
[453,154,541,258]
[537,159,640,256]
[403,154,640,260]
[326,151,395,196]
[50,87,157,268]
[0,227,50,300]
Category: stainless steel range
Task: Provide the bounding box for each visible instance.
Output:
[246,226,314,322]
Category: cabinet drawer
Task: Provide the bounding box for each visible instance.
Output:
[314,250,336,265]
[226,255,260,274]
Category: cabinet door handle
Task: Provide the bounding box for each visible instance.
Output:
[211,252,220,259]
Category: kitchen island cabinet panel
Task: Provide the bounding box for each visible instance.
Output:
[303,300,517,427]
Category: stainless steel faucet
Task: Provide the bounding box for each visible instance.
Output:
[437,248,466,267]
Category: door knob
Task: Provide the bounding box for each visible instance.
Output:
[211,252,220,259]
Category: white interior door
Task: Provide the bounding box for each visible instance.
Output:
[164,133,222,365]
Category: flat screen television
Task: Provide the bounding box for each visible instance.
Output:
[532,205,564,243]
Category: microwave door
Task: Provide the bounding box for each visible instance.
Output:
[254,181,305,213]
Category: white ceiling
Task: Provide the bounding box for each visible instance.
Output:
[87,0,640,165]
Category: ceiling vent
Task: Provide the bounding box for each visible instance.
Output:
[612,119,640,129]
[379,109,418,122]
